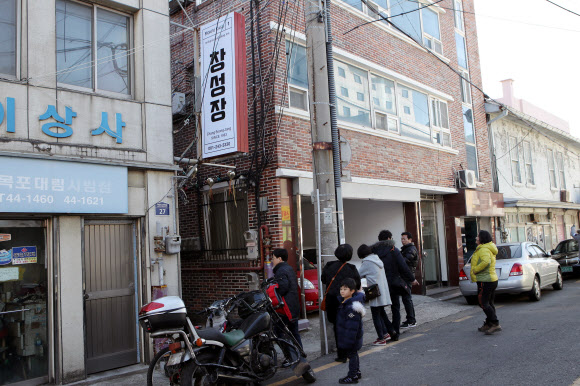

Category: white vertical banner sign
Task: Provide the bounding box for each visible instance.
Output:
[200,12,248,159]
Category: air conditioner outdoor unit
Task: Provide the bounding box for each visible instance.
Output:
[457,170,476,189]
[560,190,571,203]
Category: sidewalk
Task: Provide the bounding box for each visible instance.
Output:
[75,293,468,385]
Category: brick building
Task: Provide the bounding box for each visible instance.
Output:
[169,0,503,311]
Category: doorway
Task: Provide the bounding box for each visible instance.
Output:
[83,220,138,374]
[0,220,49,386]
[421,201,441,288]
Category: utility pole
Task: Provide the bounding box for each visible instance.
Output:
[303,0,341,354]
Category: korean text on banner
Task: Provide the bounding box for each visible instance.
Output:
[200,12,248,159]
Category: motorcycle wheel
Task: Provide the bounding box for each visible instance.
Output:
[181,352,223,386]
[147,347,177,386]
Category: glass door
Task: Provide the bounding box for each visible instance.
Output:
[421,201,441,287]
[0,220,49,386]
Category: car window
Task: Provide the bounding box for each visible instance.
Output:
[302,258,316,270]
[531,245,546,257]
[496,245,522,259]
[553,242,565,254]
[526,246,540,258]
[570,241,579,252]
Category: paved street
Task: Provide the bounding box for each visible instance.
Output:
[268,278,580,386]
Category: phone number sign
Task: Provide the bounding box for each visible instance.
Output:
[0,156,127,213]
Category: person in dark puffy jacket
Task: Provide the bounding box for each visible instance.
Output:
[321,244,361,362]
[372,230,417,334]
[400,231,419,328]
[336,278,365,384]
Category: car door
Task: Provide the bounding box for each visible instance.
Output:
[568,240,580,266]
[532,245,555,284]
[526,245,542,281]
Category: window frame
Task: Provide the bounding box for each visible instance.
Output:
[344,0,444,55]
[522,140,534,185]
[286,41,310,111]
[547,149,557,189]
[56,0,134,98]
[202,189,249,260]
[509,136,522,184]
[0,0,21,80]
[556,151,566,190]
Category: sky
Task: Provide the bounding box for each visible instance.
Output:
[474,0,580,139]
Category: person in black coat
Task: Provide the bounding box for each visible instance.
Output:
[321,244,361,362]
[272,248,301,345]
[400,231,419,327]
[372,230,418,334]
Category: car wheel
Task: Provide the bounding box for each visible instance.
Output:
[465,295,478,305]
[552,269,563,290]
[529,275,541,301]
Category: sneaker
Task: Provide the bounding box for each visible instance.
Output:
[339,376,359,384]
[372,338,387,346]
[389,332,399,341]
[383,333,391,341]
[478,321,491,332]
[334,357,347,363]
[400,321,416,329]
[485,324,502,335]
[353,371,362,380]
[281,359,292,368]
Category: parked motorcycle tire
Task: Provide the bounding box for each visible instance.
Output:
[181,352,224,386]
[147,347,176,386]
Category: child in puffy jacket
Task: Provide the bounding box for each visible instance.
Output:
[336,278,366,384]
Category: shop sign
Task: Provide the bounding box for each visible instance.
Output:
[282,205,291,222]
[200,12,248,158]
[0,266,19,282]
[155,202,170,216]
[1,96,125,143]
[0,156,128,213]
[0,234,11,242]
[12,246,37,264]
[0,249,12,265]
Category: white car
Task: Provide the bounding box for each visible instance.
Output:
[459,242,563,304]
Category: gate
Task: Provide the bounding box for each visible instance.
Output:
[83,220,138,374]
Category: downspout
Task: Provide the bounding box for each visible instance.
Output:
[324,0,345,244]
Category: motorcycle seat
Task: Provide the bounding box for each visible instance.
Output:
[197,328,245,347]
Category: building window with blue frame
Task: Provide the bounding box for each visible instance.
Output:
[56,0,131,95]
[0,0,17,77]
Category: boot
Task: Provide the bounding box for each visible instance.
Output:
[478,321,491,332]
[485,323,502,335]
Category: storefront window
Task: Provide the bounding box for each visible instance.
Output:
[280,179,298,270]
[0,221,49,385]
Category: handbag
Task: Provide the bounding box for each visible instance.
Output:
[364,283,381,301]
[320,262,347,311]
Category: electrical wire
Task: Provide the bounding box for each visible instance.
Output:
[545,0,580,17]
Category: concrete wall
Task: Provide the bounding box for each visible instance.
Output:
[0,1,173,167]
[491,115,580,203]
[57,216,85,383]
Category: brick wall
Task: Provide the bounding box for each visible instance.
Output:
[171,0,492,309]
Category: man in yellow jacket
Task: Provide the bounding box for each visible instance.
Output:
[470,230,501,335]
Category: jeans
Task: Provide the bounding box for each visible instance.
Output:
[401,286,416,324]
[345,350,359,378]
[370,306,395,339]
[477,281,498,325]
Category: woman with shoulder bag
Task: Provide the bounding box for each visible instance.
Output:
[321,244,361,363]
[357,244,398,345]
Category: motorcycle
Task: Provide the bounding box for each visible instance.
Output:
[138,278,316,385]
